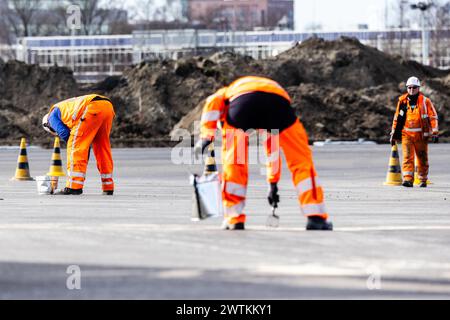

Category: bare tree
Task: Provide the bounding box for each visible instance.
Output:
[0,18,15,60]
[4,0,42,37]
[133,0,156,22]
[0,3,12,43]
[429,1,450,67]
[74,0,107,35]
[132,0,187,29]
[383,0,414,57]
[59,0,125,35]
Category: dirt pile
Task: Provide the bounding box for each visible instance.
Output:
[264,37,447,88]
[90,53,263,146]
[0,60,79,144]
[1,37,449,146]
[90,59,216,146]
[172,37,450,143]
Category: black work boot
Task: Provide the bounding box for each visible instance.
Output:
[103,190,114,195]
[402,181,414,188]
[306,216,333,231]
[55,187,83,195]
[419,182,427,188]
[221,220,245,230]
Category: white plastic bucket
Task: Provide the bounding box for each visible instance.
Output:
[190,173,223,221]
[36,176,58,195]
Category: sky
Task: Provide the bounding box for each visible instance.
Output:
[126,0,425,32]
[294,0,387,31]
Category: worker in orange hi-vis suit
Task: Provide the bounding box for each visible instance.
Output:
[196,76,333,231]
[390,76,439,188]
[42,94,115,195]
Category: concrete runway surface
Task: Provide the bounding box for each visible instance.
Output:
[0,144,449,299]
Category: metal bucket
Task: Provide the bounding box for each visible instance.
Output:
[36,176,58,195]
[190,173,223,221]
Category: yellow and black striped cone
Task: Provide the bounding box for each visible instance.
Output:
[203,142,218,175]
[11,138,34,181]
[413,156,432,186]
[47,137,65,177]
[383,144,402,186]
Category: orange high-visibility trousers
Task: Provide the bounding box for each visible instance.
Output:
[221,119,328,225]
[280,119,327,219]
[401,133,428,183]
[66,100,115,191]
[221,122,249,225]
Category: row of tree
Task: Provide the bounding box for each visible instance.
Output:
[382,0,450,67]
[0,0,186,40]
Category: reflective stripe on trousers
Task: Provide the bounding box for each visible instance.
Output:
[225,181,247,198]
[301,203,327,216]
[296,177,322,195]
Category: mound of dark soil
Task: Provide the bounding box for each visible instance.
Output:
[0,60,79,145]
[1,37,449,147]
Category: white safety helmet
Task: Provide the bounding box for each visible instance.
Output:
[406,76,421,87]
[42,113,56,135]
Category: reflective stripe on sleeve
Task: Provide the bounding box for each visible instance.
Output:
[201,111,221,123]
[266,152,279,164]
[229,78,284,91]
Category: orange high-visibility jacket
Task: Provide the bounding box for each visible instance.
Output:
[200,76,291,140]
[49,94,111,129]
[391,93,438,140]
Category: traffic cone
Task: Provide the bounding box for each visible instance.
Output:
[383,144,402,186]
[47,137,65,177]
[413,156,432,186]
[203,142,218,175]
[11,138,34,181]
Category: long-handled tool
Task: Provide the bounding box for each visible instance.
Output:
[266,202,280,228]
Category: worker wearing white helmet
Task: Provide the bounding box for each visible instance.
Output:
[42,113,57,136]
[390,76,439,188]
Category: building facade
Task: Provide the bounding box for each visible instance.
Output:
[187,0,294,31]
[14,28,450,83]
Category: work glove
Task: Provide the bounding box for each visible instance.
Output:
[431,135,439,144]
[194,138,212,160]
[267,182,280,208]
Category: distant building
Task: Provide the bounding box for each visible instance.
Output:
[17,28,450,83]
[187,0,294,31]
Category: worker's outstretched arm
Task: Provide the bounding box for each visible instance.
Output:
[263,130,281,184]
[48,108,70,142]
[199,89,227,142]
[263,130,281,207]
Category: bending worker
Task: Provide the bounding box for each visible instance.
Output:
[197,76,333,231]
[390,76,439,188]
[42,94,115,195]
